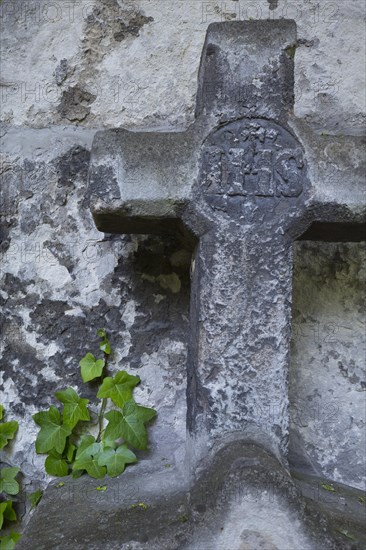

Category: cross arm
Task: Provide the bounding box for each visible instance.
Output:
[88,126,203,235]
[293,121,366,241]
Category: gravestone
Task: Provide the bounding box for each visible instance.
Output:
[19,20,365,549]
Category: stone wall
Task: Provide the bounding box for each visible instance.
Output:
[1,0,365,511]
[1,0,365,133]
[1,126,191,494]
[290,241,366,490]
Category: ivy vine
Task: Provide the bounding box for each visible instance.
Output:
[33,329,157,479]
[0,405,21,549]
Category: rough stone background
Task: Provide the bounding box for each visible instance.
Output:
[1,0,365,133]
[289,241,365,491]
[0,127,190,499]
[0,0,365,524]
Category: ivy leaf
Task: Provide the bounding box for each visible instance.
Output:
[0,421,18,450]
[134,404,157,424]
[73,435,105,479]
[55,387,90,429]
[0,468,20,496]
[74,443,105,478]
[0,405,4,420]
[79,353,105,383]
[66,442,76,463]
[99,339,111,355]
[104,401,156,450]
[29,489,43,510]
[97,329,111,355]
[97,371,140,408]
[33,406,72,454]
[0,501,17,530]
[45,450,69,477]
[2,502,16,523]
[97,445,137,477]
[73,434,97,462]
[0,533,21,550]
[73,436,106,479]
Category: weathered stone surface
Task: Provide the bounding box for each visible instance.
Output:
[17,441,366,549]
[88,21,365,470]
[195,20,296,122]
[0,127,189,499]
[1,5,365,548]
[88,22,309,464]
[292,470,366,549]
[58,86,97,123]
[1,1,365,134]
[88,124,204,234]
[289,241,366,490]
[291,120,366,242]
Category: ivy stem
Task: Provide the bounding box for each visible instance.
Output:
[96,398,107,443]
[96,351,109,443]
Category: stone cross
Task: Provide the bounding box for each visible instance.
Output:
[88,21,363,465]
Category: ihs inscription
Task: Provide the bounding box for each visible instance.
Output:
[202,119,305,201]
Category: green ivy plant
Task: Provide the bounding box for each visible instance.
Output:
[0,405,21,550]
[33,330,157,479]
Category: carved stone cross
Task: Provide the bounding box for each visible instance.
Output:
[88,21,363,465]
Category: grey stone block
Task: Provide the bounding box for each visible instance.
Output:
[18,441,366,549]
